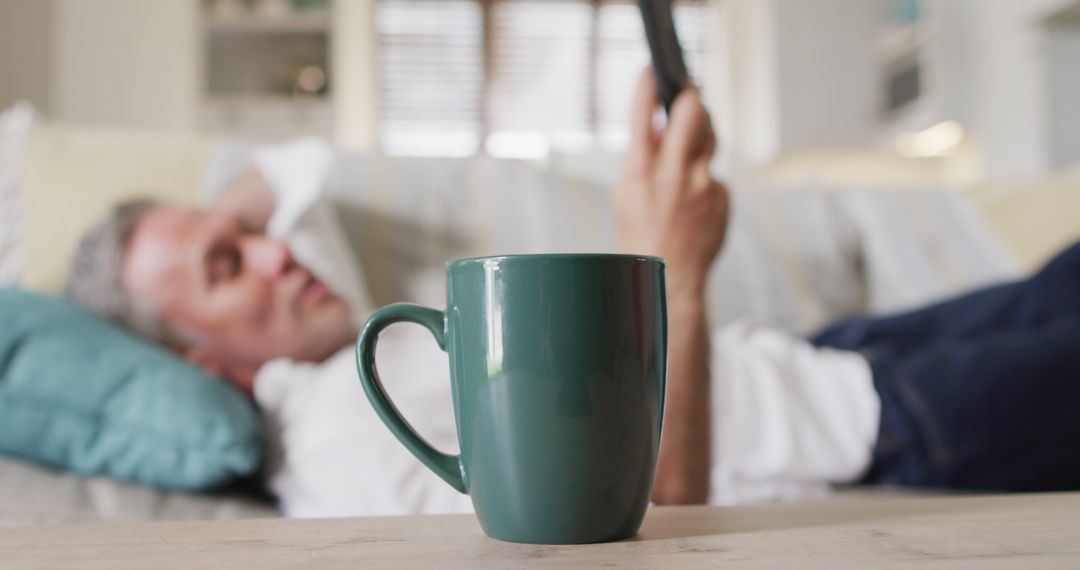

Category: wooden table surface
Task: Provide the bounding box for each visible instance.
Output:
[3,492,1079,569]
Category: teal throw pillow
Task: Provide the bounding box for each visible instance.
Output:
[0,288,263,490]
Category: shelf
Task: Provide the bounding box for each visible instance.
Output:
[204,14,330,33]
[201,95,333,139]
[205,94,328,103]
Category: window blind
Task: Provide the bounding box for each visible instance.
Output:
[486,0,594,157]
[377,0,715,157]
[377,0,484,156]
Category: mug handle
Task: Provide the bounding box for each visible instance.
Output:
[354,303,466,494]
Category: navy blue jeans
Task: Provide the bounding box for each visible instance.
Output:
[813,241,1080,491]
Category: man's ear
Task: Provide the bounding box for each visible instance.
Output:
[182,346,225,378]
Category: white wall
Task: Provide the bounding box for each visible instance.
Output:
[773,0,880,152]
[723,0,882,168]
[0,0,53,113]
[966,0,1075,180]
[50,0,199,132]
[1047,26,1080,170]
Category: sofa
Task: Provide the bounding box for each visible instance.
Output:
[2,102,1078,525]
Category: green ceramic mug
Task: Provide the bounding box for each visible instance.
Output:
[355,254,667,544]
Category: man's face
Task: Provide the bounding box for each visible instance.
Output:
[122,205,355,389]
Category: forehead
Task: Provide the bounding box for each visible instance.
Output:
[121,206,230,305]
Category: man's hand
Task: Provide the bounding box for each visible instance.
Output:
[613,68,730,298]
[613,68,728,505]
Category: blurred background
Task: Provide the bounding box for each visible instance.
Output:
[1,0,1078,184]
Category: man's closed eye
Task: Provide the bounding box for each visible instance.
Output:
[208,245,241,284]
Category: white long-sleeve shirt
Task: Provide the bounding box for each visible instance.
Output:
[247,139,881,517]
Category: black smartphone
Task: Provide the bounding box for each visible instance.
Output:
[637,0,690,114]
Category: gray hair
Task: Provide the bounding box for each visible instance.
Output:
[64,199,182,347]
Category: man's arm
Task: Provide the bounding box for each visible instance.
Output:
[613,69,730,505]
[215,168,277,233]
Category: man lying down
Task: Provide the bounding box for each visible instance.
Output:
[66,70,1080,516]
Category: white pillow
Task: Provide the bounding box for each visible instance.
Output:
[0,102,34,285]
[836,188,1020,314]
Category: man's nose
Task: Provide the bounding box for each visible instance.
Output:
[241,236,293,279]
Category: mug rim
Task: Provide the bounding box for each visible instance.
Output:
[447,253,664,268]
